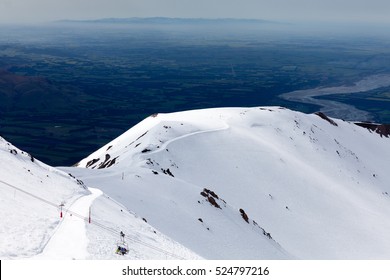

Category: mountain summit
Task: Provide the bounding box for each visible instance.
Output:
[1,106,390,259]
[73,106,390,259]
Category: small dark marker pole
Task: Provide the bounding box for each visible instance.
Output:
[89,206,91,224]
[60,203,65,218]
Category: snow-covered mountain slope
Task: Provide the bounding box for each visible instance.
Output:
[0,137,88,258]
[71,106,390,259]
[0,136,200,260]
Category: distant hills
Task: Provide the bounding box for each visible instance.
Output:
[58,17,275,25]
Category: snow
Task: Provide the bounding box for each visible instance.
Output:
[72,106,390,259]
[0,136,200,260]
[32,188,102,260]
[83,190,201,260]
[0,137,88,259]
[2,106,390,259]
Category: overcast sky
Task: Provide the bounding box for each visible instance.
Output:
[0,0,389,24]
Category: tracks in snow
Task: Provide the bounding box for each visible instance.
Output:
[32,188,102,260]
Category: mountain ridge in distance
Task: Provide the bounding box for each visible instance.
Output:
[56,17,278,25]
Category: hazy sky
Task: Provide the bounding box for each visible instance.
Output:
[0,0,389,24]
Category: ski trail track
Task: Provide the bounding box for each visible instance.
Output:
[32,188,102,259]
[141,123,230,159]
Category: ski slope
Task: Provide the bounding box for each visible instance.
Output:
[32,188,102,260]
[0,136,200,260]
[0,136,88,259]
[72,106,390,259]
[2,106,390,259]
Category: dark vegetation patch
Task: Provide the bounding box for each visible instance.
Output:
[315,112,338,126]
[355,122,390,138]
[125,131,149,148]
[96,153,118,169]
[252,219,273,239]
[86,158,100,168]
[259,107,274,112]
[161,168,174,177]
[136,131,148,141]
[261,228,272,239]
[68,173,86,188]
[146,158,160,167]
[102,157,117,168]
[207,196,221,209]
[99,154,110,165]
[76,179,86,188]
[239,208,249,223]
[200,188,222,209]
[142,148,152,153]
[201,191,275,239]
[8,147,34,162]
[202,188,225,201]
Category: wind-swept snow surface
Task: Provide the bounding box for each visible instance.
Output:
[2,106,390,259]
[0,137,88,259]
[0,137,200,260]
[32,188,102,260]
[73,106,390,259]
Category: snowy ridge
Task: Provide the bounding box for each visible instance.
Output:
[0,136,88,258]
[73,106,390,259]
[2,106,390,259]
[0,136,200,260]
[76,109,230,170]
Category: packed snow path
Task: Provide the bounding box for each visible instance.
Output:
[33,188,102,259]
